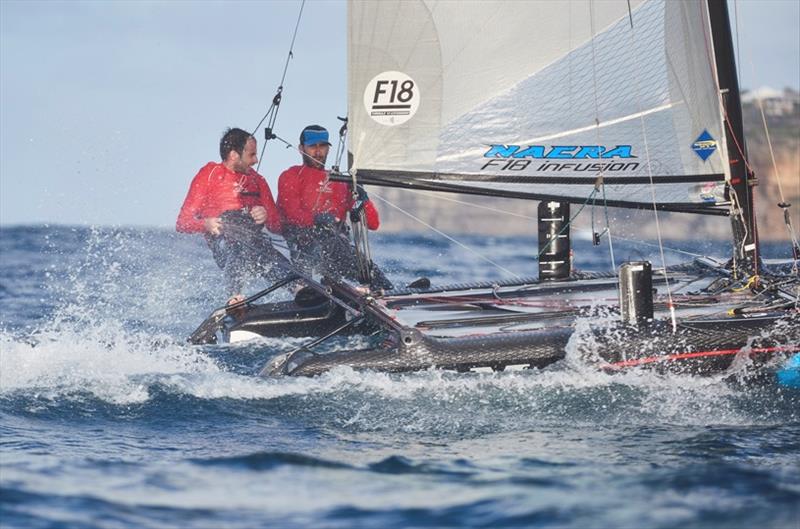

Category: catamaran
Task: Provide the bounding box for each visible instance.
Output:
[190,0,800,378]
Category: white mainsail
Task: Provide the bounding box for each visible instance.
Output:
[348,0,729,208]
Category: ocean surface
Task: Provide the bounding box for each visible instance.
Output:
[1,225,798,529]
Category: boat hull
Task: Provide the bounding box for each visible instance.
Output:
[272,312,800,377]
[196,262,800,378]
[223,298,348,343]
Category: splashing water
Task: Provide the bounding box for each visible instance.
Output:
[1,226,798,529]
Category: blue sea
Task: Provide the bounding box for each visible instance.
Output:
[1,225,798,529]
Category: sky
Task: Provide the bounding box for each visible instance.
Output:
[1,0,798,228]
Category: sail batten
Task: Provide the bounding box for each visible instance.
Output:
[348,0,729,207]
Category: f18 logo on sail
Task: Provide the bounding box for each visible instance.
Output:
[364,71,420,127]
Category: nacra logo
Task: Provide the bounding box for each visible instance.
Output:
[480,144,639,173]
[483,144,635,159]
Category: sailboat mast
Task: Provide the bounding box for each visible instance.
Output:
[707,0,759,277]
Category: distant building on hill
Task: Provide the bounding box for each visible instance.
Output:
[742,87,800,117]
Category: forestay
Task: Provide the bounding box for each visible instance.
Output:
[348,0,730,210]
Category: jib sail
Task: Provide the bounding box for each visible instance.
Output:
[347,0,730,212]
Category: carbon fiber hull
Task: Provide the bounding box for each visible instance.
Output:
[224,298,348,341]
[198,261,799,378]
[275,312,800,377]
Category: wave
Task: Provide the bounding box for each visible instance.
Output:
[3,321,797,433]
[1,226,797,431]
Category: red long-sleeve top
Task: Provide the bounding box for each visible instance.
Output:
[176,162,282,234]
[277,165,380,229]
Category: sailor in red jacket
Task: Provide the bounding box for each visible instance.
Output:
[177,127,293,300]
[277,125,393,290]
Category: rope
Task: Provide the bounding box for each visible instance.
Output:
[368,183,623,281]
[333,117,348,172]
[733,0,742,96]
[624,0,676,331]
[350,209,373,284]
[271,134,312,163]
[725,1,798,271]
[333,119,374,285]
[536,189,597,260]
[267,131,376,284]
[740,36,800,265]
[754,91,800,268]
[369,192,523,280]
[250,0,306,171]
[756,97,794,209]
[381,188,713,260]
[600,179,617,271]
[704,2,759,274]
[587,2,617,275]
[696,1,752,278]
[727,184,751,275]
[278,0,306,90]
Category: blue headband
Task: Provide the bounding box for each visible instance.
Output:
[301,129,331,146]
